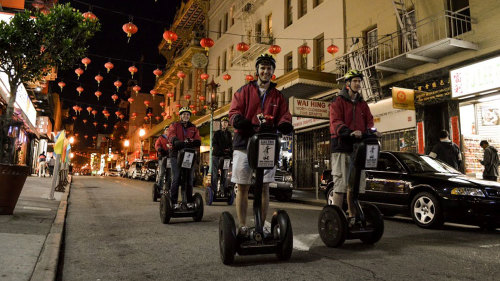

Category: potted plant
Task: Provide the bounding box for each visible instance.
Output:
[0,4,100,214]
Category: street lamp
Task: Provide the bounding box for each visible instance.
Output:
[69,136,75,144]
[206,79,220,175]
[139,128,146,160]
[124,139,130,166]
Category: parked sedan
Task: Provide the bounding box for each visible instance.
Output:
[127,161,143,179]
[105,169,120,177]
[227,168,294,202]
[321,151,500,230]
[141,160,158,181]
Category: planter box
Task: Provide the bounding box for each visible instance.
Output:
[0,164,30,215]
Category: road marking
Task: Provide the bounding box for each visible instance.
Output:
[23,206,52,211]
[480,243,500,248]
[293,234,319,251]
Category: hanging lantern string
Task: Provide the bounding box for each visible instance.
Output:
[59,97,123,112]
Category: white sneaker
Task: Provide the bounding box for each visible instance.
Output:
[263,221,272,238]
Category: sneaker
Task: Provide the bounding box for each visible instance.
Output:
[263,223,272,239]
[186,203,195,209]
[237,226,249,239]
[173,203,181,210]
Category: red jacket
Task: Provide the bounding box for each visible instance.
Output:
[229,82,292,150]
[155,134,170,157]
[330,88,374,152]
[166,121,201,156]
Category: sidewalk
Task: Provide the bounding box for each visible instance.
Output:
[0,175,70,281]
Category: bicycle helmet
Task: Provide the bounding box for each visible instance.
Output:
[220,116,229,122]
[179,107,192,115]
[344,69,364,81]
[255,53,276,71]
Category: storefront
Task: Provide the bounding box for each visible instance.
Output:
[451,55,500,178]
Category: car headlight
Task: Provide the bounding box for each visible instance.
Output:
[451,187,486,197]
[284,175,293,182]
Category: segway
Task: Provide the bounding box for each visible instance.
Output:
[152,157,171,202]
[219,114,293,265]
[318,130,384,247]
[160,148,204,224]
[206,154,235,206]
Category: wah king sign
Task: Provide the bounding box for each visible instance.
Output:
[289,97,330,119]
[392,87,415,110]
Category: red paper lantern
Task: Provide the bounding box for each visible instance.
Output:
[144,116,149,121]
[189,104,195,109]
[245,74,254,82]
[167,92,174,98]
[77,106,82,114]
[104,62,114,73]
[75,133,79,137]
[131,112,137,118]
[91,110,98,118]
[122,22,138,39]
[155,116,161,122]
[327,44,339,56]
[153,68,163,79]
[298,44,311,58]
[163,30,178,49]
[184,95,191,101]
[199,96,206,101]
[236,42,250,52]
[223,74,231,81]
[192,110,197,114]
[200,37,214,53]
[82,119,88,124]
[82,11,97,21]
[132,85,141,94]
[92,136,97,140]
[119,114,124,120]
[94,74,103,85]
[175,103,181,108]
[76,86,84,96]
[150,90,158,99]
[84,135,88,139]
[159,102,165,108]
[203,105,208,109]
[111,94,119,103]
[94,91,102,100]
[75,68,84,79]
[272,74,277,81]
[177,71,186,80]
[200,73,209,81]
[102,109,109,116]
[269,45,282,55]
[103,124,108,128]
[72,116,77,121]
[115,111,121,117]
[144,100,151,107]
[81,57,91,70]
[167,115,172,119]
[128,97,134,104]
[93,121,98,127]
[161,112,167,117]
[58,81,65,91]
[86,106,92,114]
[128,66,138,78]
[114,80,122,92]
[104,113,110,119]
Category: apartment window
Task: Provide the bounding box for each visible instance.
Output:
[217,20,222,39]
[266,13,273,36]
[222,50,227,72]
[228,87,233,100]
[229,45,234,67]
[230,5,235,26]
[188,70,193,90]
[298,0,307,18]
[285,52,293,73]
[366,28,378,65]
[217,56,221,76]
[314,34,324,71]
[313,0,323,8]
[255,21,262,43]
[224,13,228,32]
[448,0,471,36]
[285,0,293,28]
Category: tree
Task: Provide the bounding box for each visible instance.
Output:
[0,3,100,164]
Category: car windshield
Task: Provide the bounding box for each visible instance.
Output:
[398,153,461,174]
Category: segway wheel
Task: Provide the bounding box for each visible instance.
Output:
[219,212,237,265]
[318,205,347,248]
[227,188,235,206]
[160,193,172,224]
[359,204,384,244]
[152,183,159,202]
[205,188,214,206]
[271,210,293,261]
[192,193,204,222]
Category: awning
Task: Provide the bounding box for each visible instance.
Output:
[275,69,339,99]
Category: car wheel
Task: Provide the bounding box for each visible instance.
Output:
[410,192,444,229]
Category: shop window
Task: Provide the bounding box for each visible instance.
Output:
[222,50,227,73]
[255,21,262,43]
[313,0,323,8]
[230,5,235,26]
[224,13,228,33]
[217,20,222,39]
[380,129,417,152]
[284,52,293,73]
[285,0,293,28]
[298,0,307,18]
[266,13,273,36]
[229,45,234,67]
[366,27,378,65]
[314,34,324,71]
[217,56,220,76]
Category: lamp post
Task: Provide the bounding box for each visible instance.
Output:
[139,128,146,160]
[124,139,130,166]
[206,79,220,175]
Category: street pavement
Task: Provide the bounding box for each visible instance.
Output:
[59,176,500,281]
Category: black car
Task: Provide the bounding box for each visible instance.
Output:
[141,160,158,181]
[321,151,500,230]
[227,168,294,202]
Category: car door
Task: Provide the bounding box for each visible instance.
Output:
[361,153,410,206]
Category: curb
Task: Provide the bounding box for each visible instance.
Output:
[30,176,72,281]
[290,198,325,207]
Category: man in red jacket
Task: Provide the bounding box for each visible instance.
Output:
[155,125,171,191]
[329,69,380,223]
[167,107,201,207]
[229,54,293,237]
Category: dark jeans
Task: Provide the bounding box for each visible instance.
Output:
[211,156,226,193]
[170,157,194,204]
[157,157,170,191]
[483,175,497,181]
[48,165,54,176]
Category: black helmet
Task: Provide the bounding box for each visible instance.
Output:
[344,69,364,81]
[255,54,276,71]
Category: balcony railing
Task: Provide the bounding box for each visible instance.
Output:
[335,9,475,76]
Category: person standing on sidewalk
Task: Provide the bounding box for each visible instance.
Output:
[429,130,461,170]
[48,154,55,176]
[211,116,233,194]
[38,152,47,177]
[480,140,499,181]
[329,69,380,224]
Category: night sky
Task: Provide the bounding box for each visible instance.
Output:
[56,0,182,148]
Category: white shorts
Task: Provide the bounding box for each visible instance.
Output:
[231,150,276,185]
[331,153,366,193]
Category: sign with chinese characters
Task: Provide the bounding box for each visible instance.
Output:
[289,97,330,119]
[451,56,500,98]
[391,87,415,110]
[417,122,425,154]
[371,98,415,133]
[258,139,276,168]
[450,116,460,146]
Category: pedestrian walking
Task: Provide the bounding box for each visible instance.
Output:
[429,130,461,170]
[38,152,47,177]
[48,155,55,176]
[480,140,499,181]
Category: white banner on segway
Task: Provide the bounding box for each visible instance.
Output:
[365,145,379,168]
[223,159,231,170]
[166,158,171,168]
[257,139,276,168]
[181,152,195,168]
